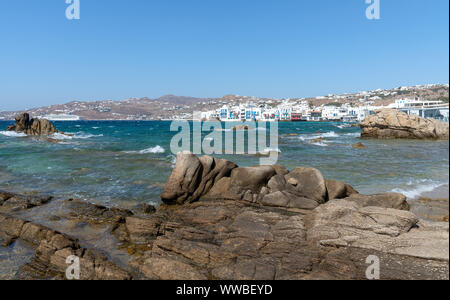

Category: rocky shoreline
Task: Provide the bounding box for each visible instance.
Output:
[0,153,448,280]
[360,109,449,140]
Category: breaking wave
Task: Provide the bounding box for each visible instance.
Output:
[124,145,166,154]
[51,132,104,140]
[391,180,447,199]
[0,131,27,137]
[299,131,339,141]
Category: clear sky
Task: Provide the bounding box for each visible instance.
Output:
[0,0,448,111]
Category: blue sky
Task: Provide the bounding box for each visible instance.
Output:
[0,0,448,111]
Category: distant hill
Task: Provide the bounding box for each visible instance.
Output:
[0,84,447,120]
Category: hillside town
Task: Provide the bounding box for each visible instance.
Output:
[0,83,448,122]
[199,97,449,122]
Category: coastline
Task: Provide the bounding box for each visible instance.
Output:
[1,152,448,280]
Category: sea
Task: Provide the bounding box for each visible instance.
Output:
[0,120,448,208]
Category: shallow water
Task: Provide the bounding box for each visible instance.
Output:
[0,240,34,280]
[0,121,448,207]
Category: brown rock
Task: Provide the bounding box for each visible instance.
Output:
[285,167,328,203]
[6,113,61,136]
[0,213,132,280]
[360,109,449,140]
[352,142,366,149]
[225,166,276,200]
[342,193,410,211]
[191,157,237,200]
[261,191,320,210]
[325,179,359,200]
[161,151,204,204]
[232,124,252,131]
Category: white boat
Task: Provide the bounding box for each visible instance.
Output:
[41,114,82,121]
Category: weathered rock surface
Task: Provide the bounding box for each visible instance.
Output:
[305,200,449,279]
[340,193,410,211]
[0,213,131,280]
[111,196,448,280]
[161,151,237,205]
[360,109,449,140]
[121,200,320,280]
[325,179,359,200]
[63,198,133,224]
[0,191,52,212]
[6,113,62,136]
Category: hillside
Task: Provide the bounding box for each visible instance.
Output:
[0,84,448,120]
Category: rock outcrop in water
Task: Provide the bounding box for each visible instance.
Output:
[6,113,61,136]
[161,151,360,210]
[0,153,448,280]
[360,109,449,140]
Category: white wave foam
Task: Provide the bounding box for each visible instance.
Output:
[334,124,351,129]
[311,142,328,147]
[319,131,339,138]
[50,133,73,140]
[345,132,361,137]
[125,145,166,154]
[391,181,447,199]
[299,131,339,142]
[51,132,104,140]
[0,131,27,137]
[258,148,282,155]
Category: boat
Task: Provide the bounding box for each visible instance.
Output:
[41,114,82,121]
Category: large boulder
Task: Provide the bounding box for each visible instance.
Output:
[225,166,276,201]
[161,152,238,204]
[360,109,449,140]
[284,167,328,203]
[161,151,204,204]
[161,153,363,211]
[325,179,359,200]
[6,113,61,136]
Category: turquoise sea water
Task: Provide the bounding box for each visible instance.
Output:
[0,121,448,207]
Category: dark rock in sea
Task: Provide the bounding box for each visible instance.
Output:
[63,198,133,224]
[132,203,157,215]
[352,142,366,149]
[0,191,52,212]
[360,109,449,140]
[6,113,62,136]
[232,124,252,131]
